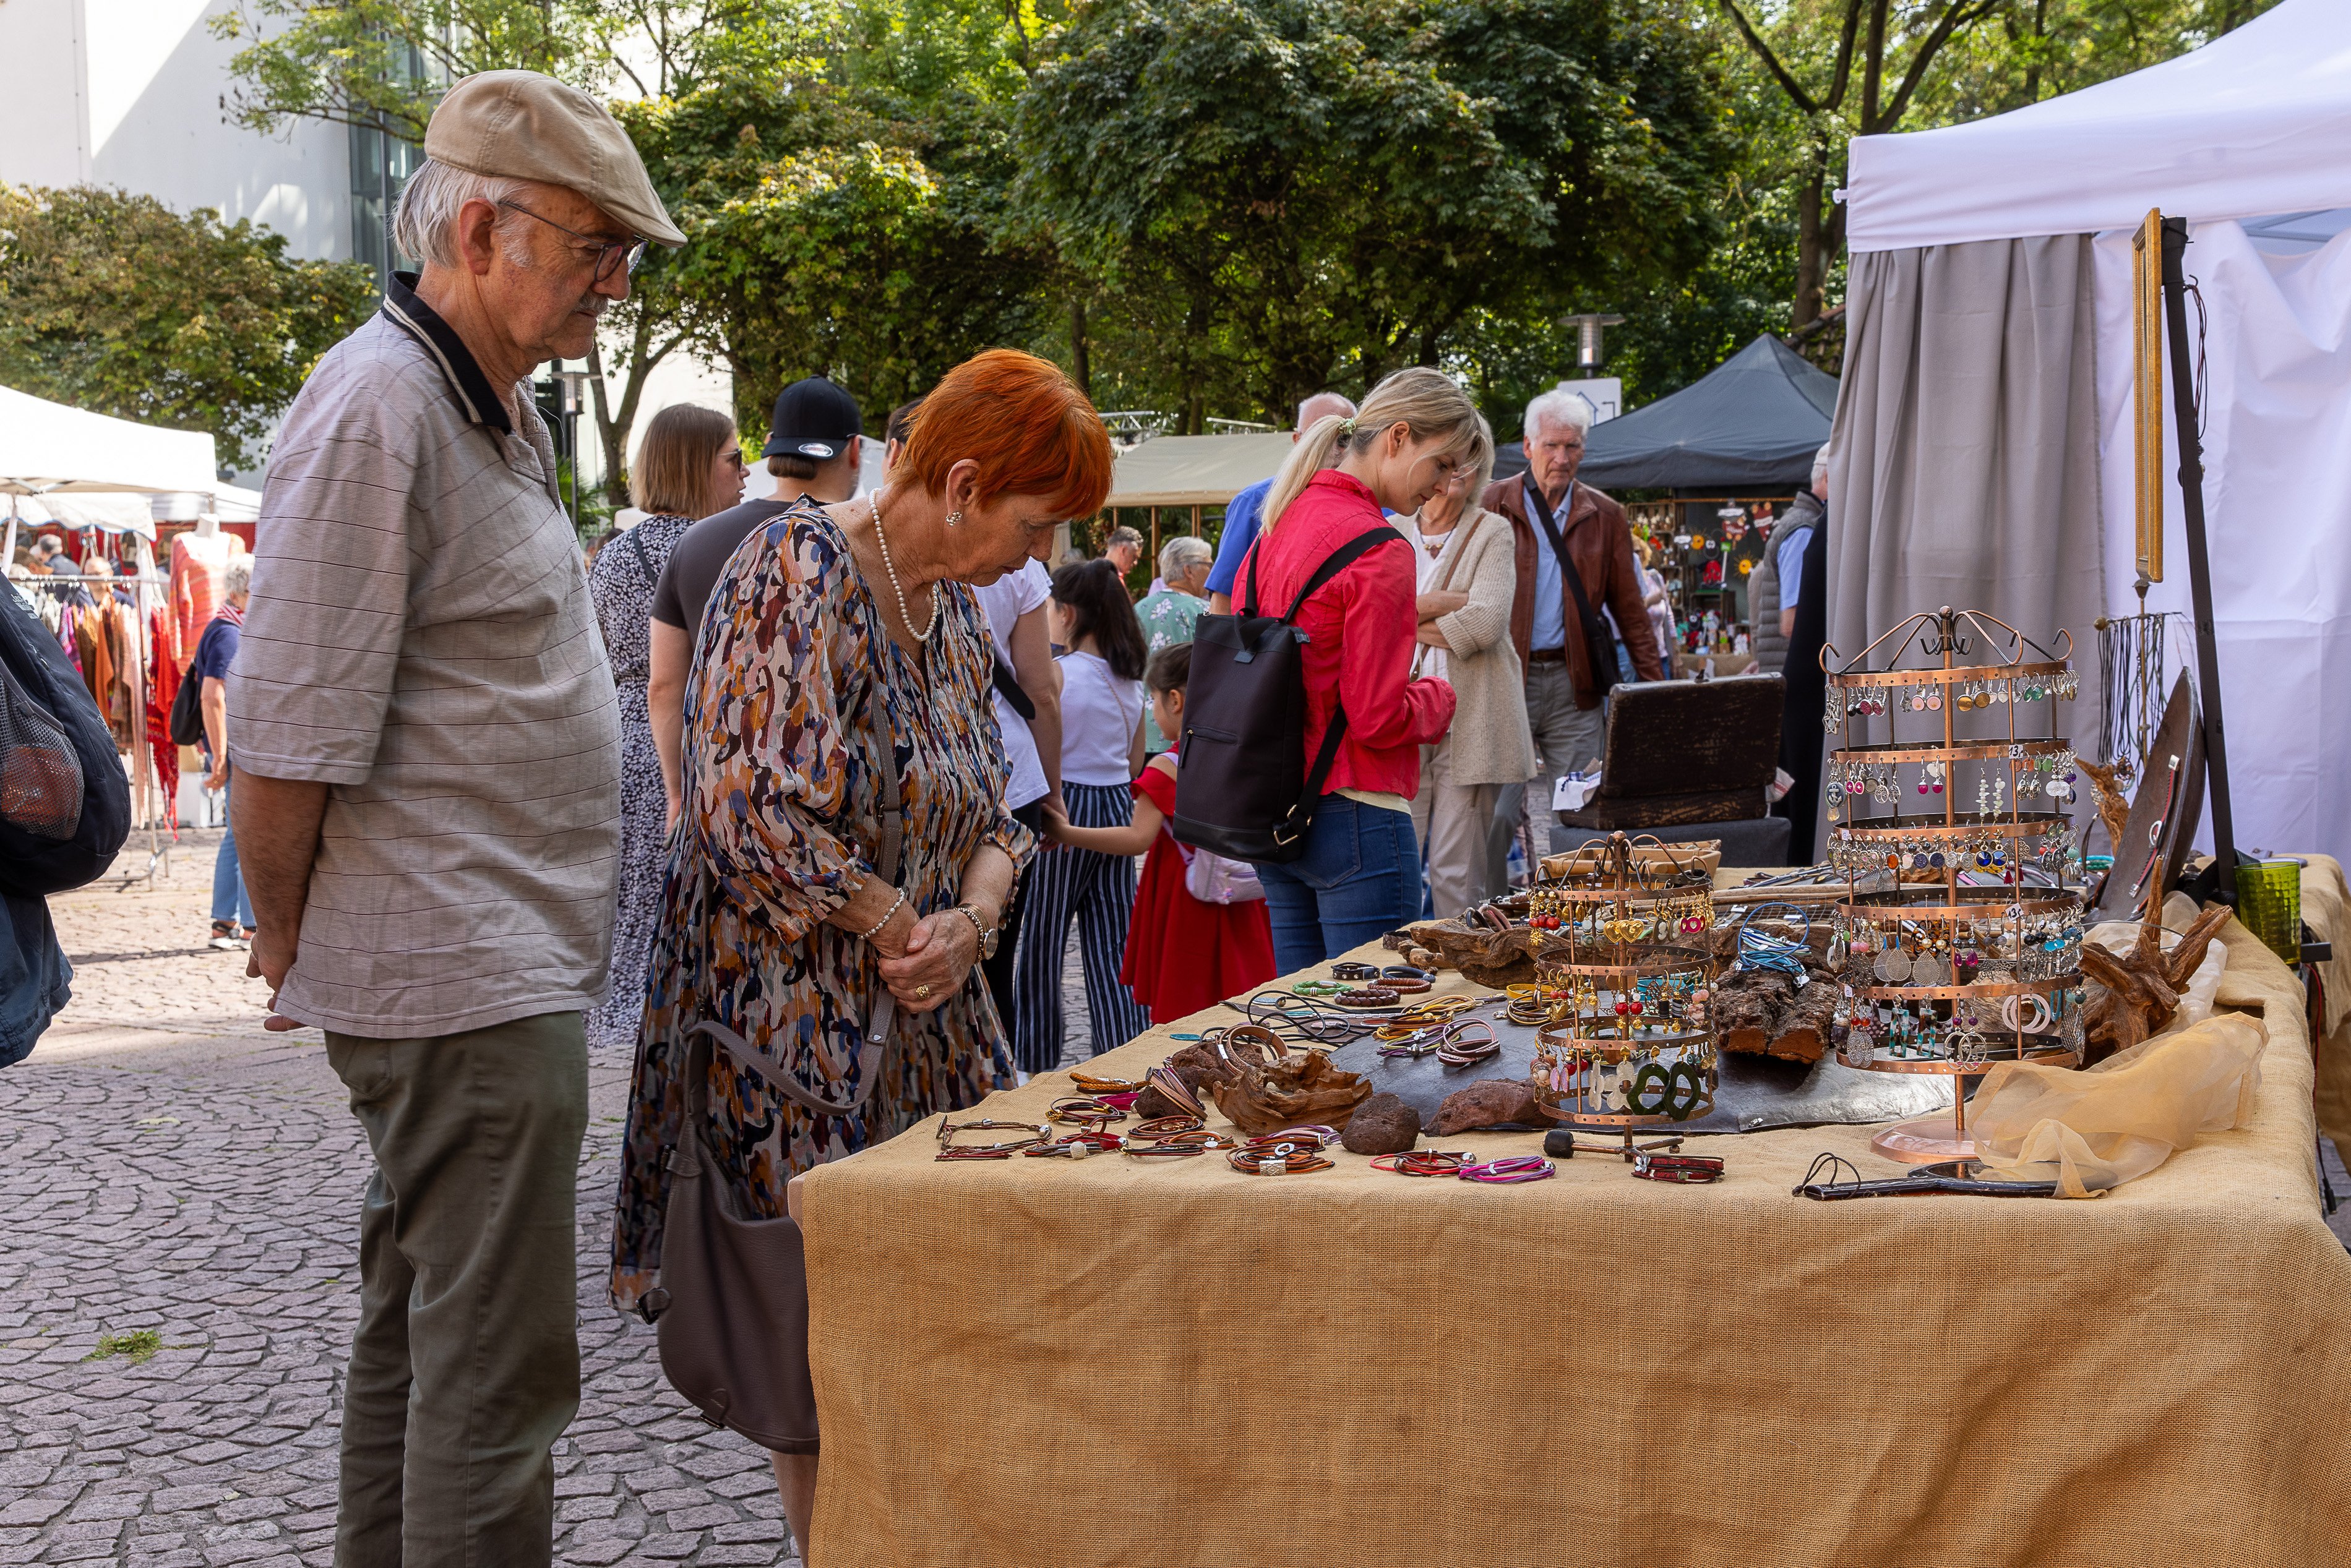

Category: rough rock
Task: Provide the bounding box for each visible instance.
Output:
[1339,1093,1421,1155]
[1425,1078,1544,1135]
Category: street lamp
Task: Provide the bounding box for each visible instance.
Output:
[1560,312,1625,377]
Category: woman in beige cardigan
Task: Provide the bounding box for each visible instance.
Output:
[1408,432,1537,916]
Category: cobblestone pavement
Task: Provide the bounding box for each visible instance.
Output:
[1,834,801,1567]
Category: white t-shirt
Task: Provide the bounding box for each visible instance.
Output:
[1058,649,1146,787]
[970,559,1051,811]
[1411,520,1453,685]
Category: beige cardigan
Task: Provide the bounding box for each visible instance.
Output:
[1408,505,1538,787]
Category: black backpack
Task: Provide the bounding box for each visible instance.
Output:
[1171,525,1404,863]
[166,622,217,748]
[0,585,129,898]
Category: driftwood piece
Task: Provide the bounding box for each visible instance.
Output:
[1711,965,1836,1062]
[2078,758,2136,863]
[1398,919,1539,988]
[1426,1078,1544,1135]
[1210,1050,1373,1136]
[2080,904,2236,1063]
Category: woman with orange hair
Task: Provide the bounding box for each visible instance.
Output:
[609,349,1113,1554]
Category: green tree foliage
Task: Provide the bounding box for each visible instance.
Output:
[1016,0,1734,426]
[0,185,378,471]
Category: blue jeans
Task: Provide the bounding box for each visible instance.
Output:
[1253,794,1420,975]
[211,768,253,928]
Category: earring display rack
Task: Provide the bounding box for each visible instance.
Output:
[1524,834,1721,1155]
[1821,607,2088,1164]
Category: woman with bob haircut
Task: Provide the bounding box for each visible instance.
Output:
[583,402,744,1053]
[609,349,1113,1554]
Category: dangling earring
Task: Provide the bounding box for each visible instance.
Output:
[945,509,965,528]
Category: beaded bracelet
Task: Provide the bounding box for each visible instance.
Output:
[1333,986,1401,1011]
[1458,1155,1555,1185]
[1289,979,1349,999]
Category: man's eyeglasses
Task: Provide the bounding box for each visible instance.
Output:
[497,201,648,283]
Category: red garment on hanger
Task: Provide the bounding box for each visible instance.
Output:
[147,606,179,831]
[167,531,242,672]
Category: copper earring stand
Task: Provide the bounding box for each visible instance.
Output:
[1821,607,2088,1163]
[1526,833,1720,1159]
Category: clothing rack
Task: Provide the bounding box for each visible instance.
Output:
[34,558,173,888]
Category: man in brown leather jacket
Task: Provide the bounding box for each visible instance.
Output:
[1480,390,1665,863]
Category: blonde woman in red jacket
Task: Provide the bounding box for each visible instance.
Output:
[1232,367,1488,971]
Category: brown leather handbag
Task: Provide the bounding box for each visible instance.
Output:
[649,766,907,1454]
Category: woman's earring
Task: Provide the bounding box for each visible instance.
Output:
[945,510,964,528]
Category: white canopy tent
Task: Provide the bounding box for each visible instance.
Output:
[0,384,220,497]
[1108,433,1292,508]
[1834,0,2351,865]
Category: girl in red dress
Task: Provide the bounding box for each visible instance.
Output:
[1041,643,1276,1023]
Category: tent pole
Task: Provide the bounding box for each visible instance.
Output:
[2159,216,2237,904]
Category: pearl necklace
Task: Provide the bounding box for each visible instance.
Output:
[868,488,937,645]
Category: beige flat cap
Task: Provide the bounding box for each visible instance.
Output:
[425,70,685,247]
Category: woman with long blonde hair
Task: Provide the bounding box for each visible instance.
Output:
[1232,366,1487,970]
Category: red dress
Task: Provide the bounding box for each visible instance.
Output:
[1122,760,1275,1024]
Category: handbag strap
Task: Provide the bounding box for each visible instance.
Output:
[686,756,908,1121]
[1526,486,1617,699]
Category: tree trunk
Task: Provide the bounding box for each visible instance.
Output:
[1793,153,1829,332]
[1069,297,1091,400]
[587,341,629,510]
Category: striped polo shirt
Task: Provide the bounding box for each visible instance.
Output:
[228,272,622,1039]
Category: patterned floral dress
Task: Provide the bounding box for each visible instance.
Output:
[584,513,695,1055]
[609,502,1032,1314]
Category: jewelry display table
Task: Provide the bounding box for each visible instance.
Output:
[797,902,2350,1568]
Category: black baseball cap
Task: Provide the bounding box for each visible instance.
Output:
[760,377,862,461]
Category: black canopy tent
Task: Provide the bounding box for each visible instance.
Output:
[1494,334,1836,490]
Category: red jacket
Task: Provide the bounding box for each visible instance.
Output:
[1235,471,1456,801]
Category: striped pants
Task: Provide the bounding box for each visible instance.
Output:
[1012,779,1151,1073]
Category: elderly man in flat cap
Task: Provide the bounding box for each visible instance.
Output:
[226,71,682,1565]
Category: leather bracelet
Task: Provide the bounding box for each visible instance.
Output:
[1239,1125,1339,1153]
[1435,1019,1499,1068]
[1048,1095,1127,1127]
[1228,1144,1332,1175]
[1333,986,1401,1010]
[1069,1069,1144,1097]
[1331,961,1381,981]
[1025,1131,1123,1158]
[856,887,907,941]
[1144,1065,1204,1118]
[1631,1152,1724,1184]
[1381,966,1435,993]
[1458,1155,1555,1185]
[1372,1150,1469,1176]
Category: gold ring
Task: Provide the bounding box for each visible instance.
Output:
[916,983,932,999]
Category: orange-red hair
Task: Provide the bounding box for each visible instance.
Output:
[895,349,1114,518]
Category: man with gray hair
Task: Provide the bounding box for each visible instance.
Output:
[1482,387,1664,859]
[226,70,682,1564]
[1203,391,1359,615]
[1135,534,1213,753]
[1752,440,1830,674]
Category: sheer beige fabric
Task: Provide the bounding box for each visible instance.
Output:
[1971,1011,2267,1197]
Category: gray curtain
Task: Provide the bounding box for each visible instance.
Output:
[1827,236,2104,677]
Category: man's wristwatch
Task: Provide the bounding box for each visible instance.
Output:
[954,903,999,959]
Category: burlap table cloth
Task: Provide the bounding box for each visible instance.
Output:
[801,911,2351,1567]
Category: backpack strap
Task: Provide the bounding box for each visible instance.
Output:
[1265,525,1407,850]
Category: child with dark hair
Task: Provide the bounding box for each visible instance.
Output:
[1010,560,1153,1068]
[1043,641,1275,1024]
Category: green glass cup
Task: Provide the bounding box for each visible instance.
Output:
[2235,859,2303,966]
